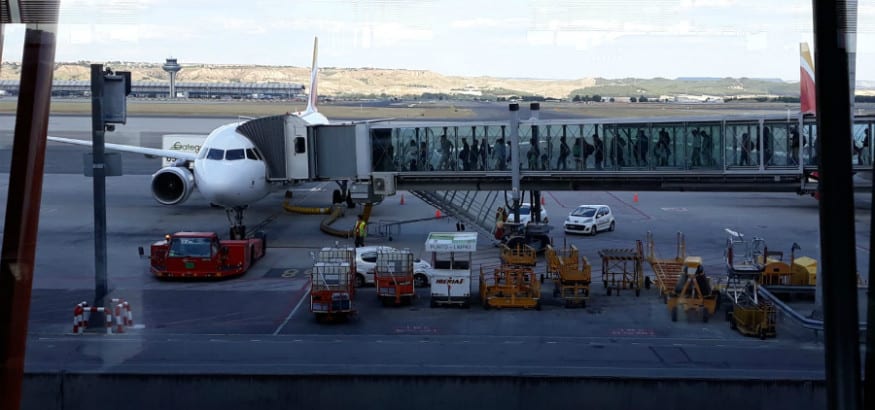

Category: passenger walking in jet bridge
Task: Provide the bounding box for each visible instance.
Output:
[439,134,452,170]
[406,139,418,171]
[572,137,582,170]
[857,128,871,165]
[656,128,671,166]
[542,137,553,170]
[459,138,471,171]
[494,137,507,170]
[527,136,540,170]
[470,139,480,171]
[354,214,367,248]
[557,136,570,170]
[634,129,648,167]
[610,131,626,167]
[419,142,429,171]
[789,127,800,165]
[480,138,490,171]
[740,132,753,166]
[762,126,774,165]
[593,132,604,169]
[690,129,702,167]
[700,130,713,166]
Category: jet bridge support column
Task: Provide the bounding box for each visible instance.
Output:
[530,103,542,222]
[509,103,521,222]
[0,18,60,410]
[812,1,862,408]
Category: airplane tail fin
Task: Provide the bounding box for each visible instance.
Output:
[800,42,816,115]
[303,37,319,115]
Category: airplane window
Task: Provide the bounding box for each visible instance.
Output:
[206,148,224,160]
[245,149,259,160]
[226,149,245,160]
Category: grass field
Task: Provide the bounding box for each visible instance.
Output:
[0,100,477,119]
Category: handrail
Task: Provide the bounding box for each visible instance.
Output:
[756,286,867,332]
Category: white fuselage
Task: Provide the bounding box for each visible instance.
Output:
[193,122,270,208]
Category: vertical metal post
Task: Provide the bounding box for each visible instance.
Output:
[812,1,862,409]
[0,22,59,410]
[867,156,875,409]
[91,64,109,323]
[509,104,520,222]
[530,103,542,222]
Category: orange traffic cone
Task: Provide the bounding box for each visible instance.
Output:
[400,195,405,205]
[541,197,546,206]
[633,193,639,203]
[435,209,442,218]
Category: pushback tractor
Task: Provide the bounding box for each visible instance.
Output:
[139,231,266,279]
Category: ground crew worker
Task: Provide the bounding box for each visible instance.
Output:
[354,214,367,247]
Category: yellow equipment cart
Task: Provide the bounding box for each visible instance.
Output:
[666,256,720,322]
[598,242,644,296]
[480,265,541,310]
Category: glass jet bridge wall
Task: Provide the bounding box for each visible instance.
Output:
[369,117,875,174]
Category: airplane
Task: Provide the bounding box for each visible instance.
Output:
[48,37,329,239]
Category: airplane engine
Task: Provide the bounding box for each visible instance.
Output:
[151,166,195,205]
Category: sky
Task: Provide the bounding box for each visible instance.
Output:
[2,0,874,82]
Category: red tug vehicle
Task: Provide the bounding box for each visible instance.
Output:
[139,231,266,279]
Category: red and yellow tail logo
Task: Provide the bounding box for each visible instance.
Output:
[800,42,816,115]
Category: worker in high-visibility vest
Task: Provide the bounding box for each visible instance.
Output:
[354,214,367,247]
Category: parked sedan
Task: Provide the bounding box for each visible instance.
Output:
[564,205,615,235]
[355,246,432,288]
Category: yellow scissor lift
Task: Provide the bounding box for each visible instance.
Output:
[545,244,579,281]
[598,242,644,296]
[666,256,720,322]
[552,254,592,308]
[500,243,537,267]
[644,231,687,302]
[480,265,541,310]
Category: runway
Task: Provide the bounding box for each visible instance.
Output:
[0,113,870,385]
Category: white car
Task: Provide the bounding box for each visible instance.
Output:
[509,202,549,225]
[564,205,615,235]
[355,246,432,288]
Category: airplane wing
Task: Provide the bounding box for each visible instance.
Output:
[47,136,198,161]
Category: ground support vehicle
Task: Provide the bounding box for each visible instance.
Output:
[500,243,537,266]
[310,246,356,322]
[425,232,478,308]
[140,231,266,279]
[545,244,579,281]
[728,297,777,339]
[723,229,766,304]
[500,221,552,253]
[480,265,541,310]
[375,248,416,306]
[644,231,686,302]
[552,255,592,308]
[667,257,720,322]
[598,242,644,296]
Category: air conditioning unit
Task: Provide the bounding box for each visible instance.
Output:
[371,172,396,196]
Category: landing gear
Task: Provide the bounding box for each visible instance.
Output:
[225,206,248,239]
[335,181,356,209]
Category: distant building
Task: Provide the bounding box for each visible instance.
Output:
[0,79,305,100]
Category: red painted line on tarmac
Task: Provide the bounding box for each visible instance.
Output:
[605,192,652,220]
[547,192,568,209]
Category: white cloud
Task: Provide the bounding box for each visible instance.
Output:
[679,0,736,8]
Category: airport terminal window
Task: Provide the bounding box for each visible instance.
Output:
[206,148,225,160]
[225,149,245,160]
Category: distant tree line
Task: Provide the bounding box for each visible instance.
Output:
[572,94,602,102]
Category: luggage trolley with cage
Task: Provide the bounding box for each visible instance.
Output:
[424,232,478,308]
[310,245,356,322]
[375,248,416,306]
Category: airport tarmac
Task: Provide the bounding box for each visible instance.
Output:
[0,113,871,380]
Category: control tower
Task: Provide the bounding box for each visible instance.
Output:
[162,58,182,98]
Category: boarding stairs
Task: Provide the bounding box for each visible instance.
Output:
[409,190,503,242]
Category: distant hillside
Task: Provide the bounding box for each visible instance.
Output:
[568,77,799,100]
[0,62,809,99]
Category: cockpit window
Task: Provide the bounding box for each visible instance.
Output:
[206,148,225,160]
[226,149,245,160]
[246,149,260,160]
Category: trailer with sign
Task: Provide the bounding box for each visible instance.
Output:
[424,232,478,308]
